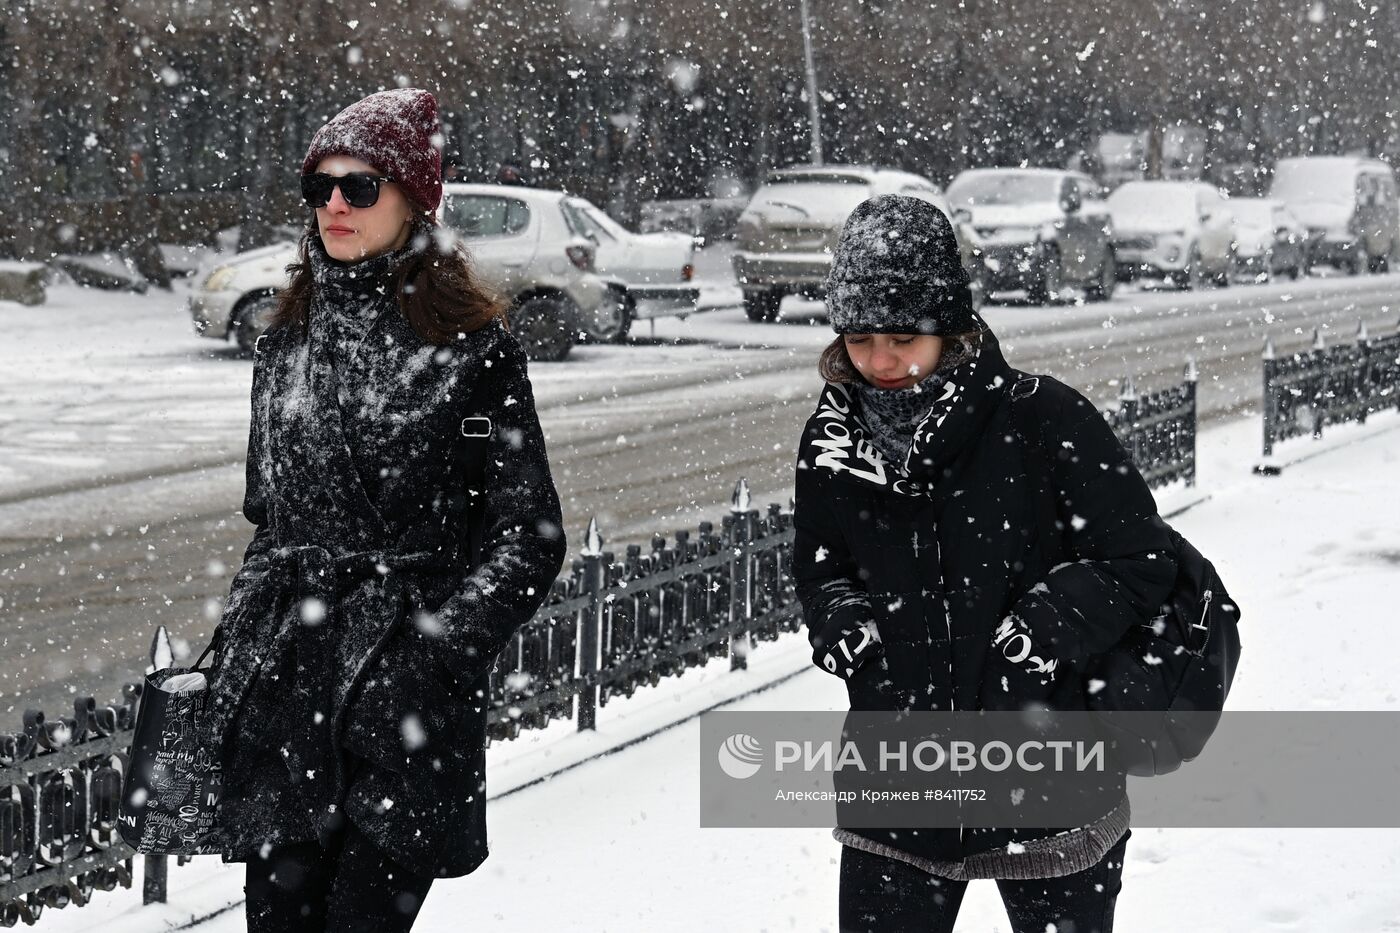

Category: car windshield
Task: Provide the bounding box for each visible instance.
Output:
[946,173,1061,207]
[562,200,620,243]
[1107,184,1196,227]
[748,177,873,223]
[1270,161,1356,205]
[765,171,869,187]
[443,195,530,238]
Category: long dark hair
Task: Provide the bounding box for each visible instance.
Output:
[270,216,504,343]
[818,329,985,384]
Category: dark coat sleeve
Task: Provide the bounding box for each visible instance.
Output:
[1007,389,1179,667]
[793,455,878,675]
[228,349,279,597]
[431,332,567,680]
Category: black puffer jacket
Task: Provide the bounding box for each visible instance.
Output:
[793,323,1176,877]
[207,236,566,878]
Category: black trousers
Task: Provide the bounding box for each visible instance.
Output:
[839,830,1129,933]
[244,823,435,933]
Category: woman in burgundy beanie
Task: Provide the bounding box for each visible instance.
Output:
[204,87,567,932]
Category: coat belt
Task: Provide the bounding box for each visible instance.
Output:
[251,544,447,593]
[214,543,454,841]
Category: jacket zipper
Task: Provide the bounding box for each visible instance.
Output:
[932,526,963,849]
[1192,588,1213,652]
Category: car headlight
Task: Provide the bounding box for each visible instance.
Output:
[203,265,236,292]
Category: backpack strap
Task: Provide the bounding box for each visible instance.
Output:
[460,417,493,567]
[1008,372,1071,563]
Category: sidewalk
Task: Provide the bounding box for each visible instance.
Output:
[34,409,1400,932]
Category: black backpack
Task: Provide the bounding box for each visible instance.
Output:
[1009,374,1242,776]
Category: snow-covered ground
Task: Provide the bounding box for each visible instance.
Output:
[32,408,1400,932]
[0,260,753,503]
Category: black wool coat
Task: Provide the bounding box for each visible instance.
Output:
[206,240,566,878]
[793,326,1177,871]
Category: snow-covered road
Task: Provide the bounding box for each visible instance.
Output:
[31,403,1400,933]
[4,256,1399,721]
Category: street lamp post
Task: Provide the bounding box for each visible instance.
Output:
[799,0,823,165]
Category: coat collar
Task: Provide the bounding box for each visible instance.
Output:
[308,231,415,298]
[798,327,1015,498]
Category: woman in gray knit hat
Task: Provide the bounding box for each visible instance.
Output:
[793,194,1178,932]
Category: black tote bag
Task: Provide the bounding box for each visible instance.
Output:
[119,639,223,855]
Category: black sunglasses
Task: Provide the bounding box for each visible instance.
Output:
[300,172,394,209]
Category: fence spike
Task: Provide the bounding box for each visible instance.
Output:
[1184,357,1198,382]
[1312,326,1325,351]
[1357,318,1369,343]
[1119,374,1137,401]
[731,477,752,513]
[581,517,603,557]
[1262,336,1276,360]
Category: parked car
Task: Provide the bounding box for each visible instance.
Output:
[555,194,701,326]
[189,185,699,360]
[188,240,301,355]
[443,184,699,349]
[1096,132,1147,190]
[1107,180,1236,289]
[1225,197,1308,282]
[946,167,1117,303]
[1268,156,1399,274]
[731,164,954,322]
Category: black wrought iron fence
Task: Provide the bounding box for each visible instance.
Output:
[1258,319,1400,467]
[0,481,800,926]
[487,484,799,740]
[0,696,143,927]
[1104,361,1199,490]
[1,370,1199,925]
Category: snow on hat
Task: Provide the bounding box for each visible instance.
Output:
[825,194,977,336]
[301,88,444,212]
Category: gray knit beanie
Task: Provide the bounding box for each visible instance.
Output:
[825,194,976,335]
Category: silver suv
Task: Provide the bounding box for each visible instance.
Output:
[732,165,953,322]
[946,168,1117,303]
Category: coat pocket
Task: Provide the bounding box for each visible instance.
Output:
[342,626,464,776]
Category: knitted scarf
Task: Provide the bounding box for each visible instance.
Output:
[852,331,983,466]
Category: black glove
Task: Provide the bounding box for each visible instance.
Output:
[817,621,884,680]
[980,612,1059,710]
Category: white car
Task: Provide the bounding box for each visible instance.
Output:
[1269,156,1399,274]
[1108,181,1236,289]
[554,195,702,324]
[1224,197,1308,282]
[731,164,953,321]
[189,185,699,360]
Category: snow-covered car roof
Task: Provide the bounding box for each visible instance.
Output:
[1226,197,1285,226]
[1273,155,1392,173]
[952,167,1077,179]
[1270,157,1395,204]
[762,163,927,185]
[441,183,573,206]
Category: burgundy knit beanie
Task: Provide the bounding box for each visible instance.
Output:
[301,88,443,212]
